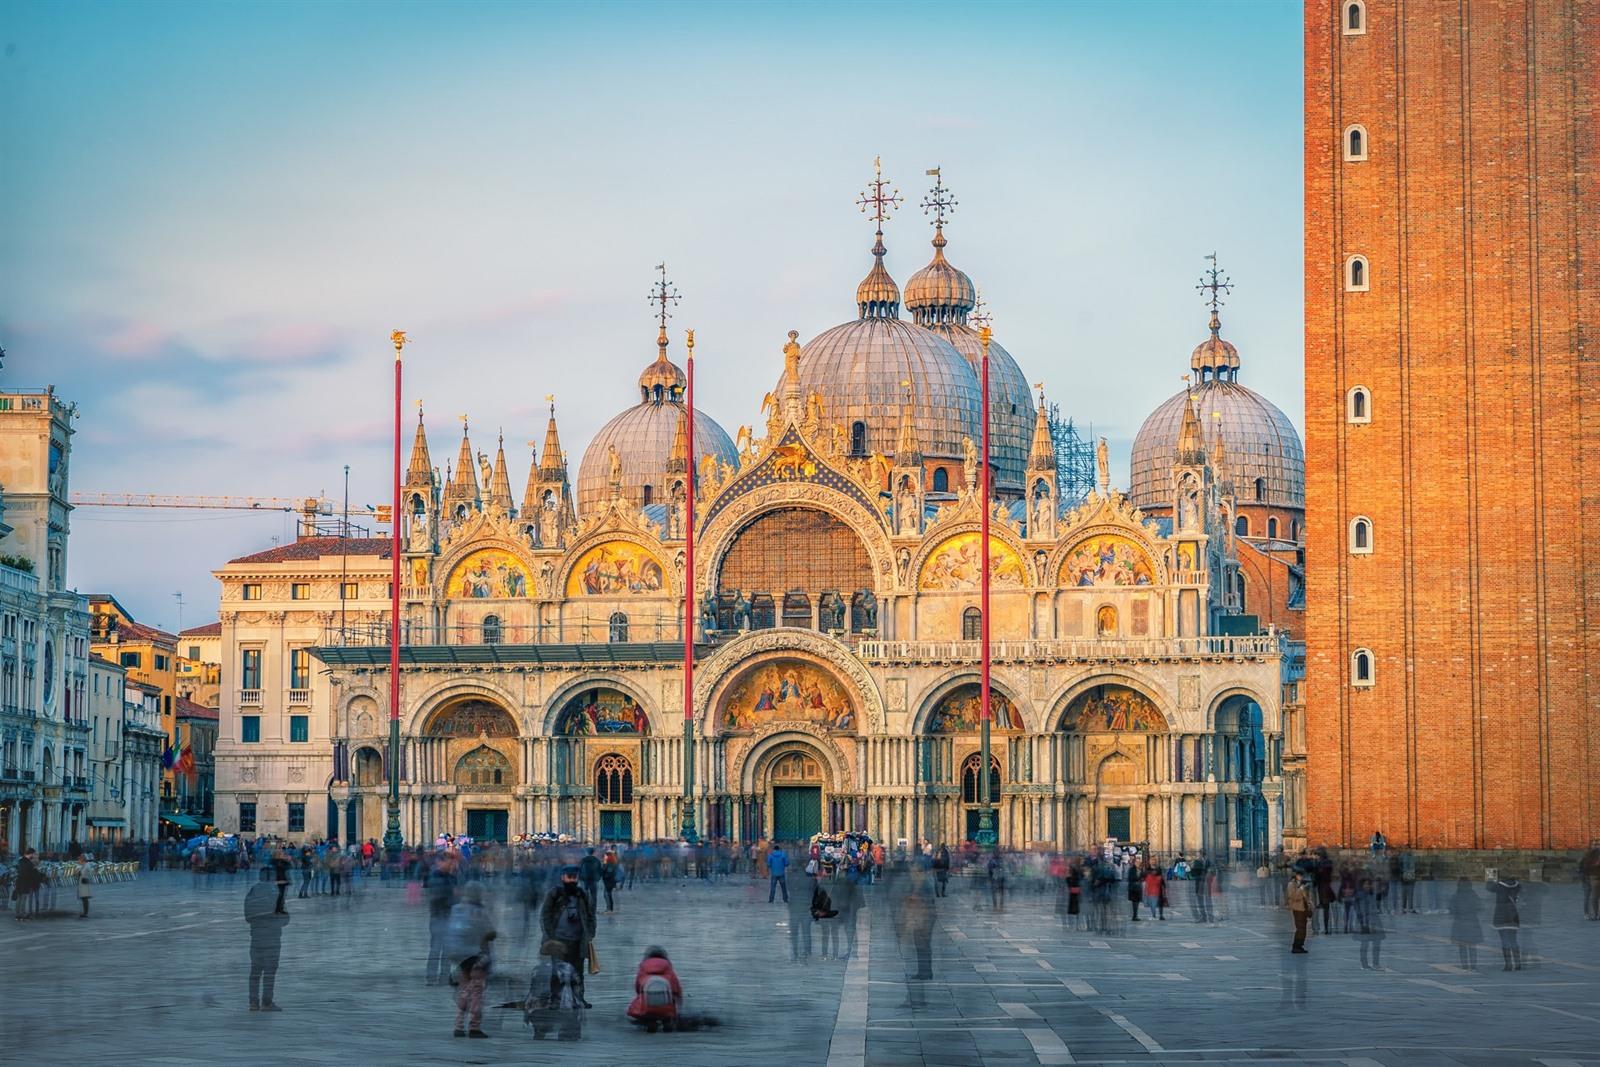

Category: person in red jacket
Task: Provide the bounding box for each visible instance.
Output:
[627,946,683,1032]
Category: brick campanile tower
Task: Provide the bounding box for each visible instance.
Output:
[1305,0,1598,849]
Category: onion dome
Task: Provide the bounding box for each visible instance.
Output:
[903,231,976,324]
[1130,308,1304,510]
[577,340,736,517]
[855,230,901,317]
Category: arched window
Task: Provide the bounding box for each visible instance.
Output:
[1344,0,1365,34]
[932,467,949,493]
[1346,255,1369,291]
[1347,386,1371,424]
[641,484,653,506]
[595,753,633,805]
[608,611,629,642]
[849,421,868,457]
[481,614,503,645]
[353,748,384,787]
[1253,477,1267,501]
[1349,516,1373,554]
[1351,648,1375,686]
[1267,516,1279,539]
[1235,515,1250,537]
[1291,519,1302,542]
[960,753,1002,805]
[962,607,982,641]
[1344,124,1368,161]
[410,493,425,516]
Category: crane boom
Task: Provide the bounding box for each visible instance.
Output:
[70,492,321,512]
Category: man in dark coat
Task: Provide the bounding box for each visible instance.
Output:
[245,867,290,1010]
[539,866,596,1007]
[577,848,603,910]
[12,848,42,920]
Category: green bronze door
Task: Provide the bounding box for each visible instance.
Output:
[1106,806,1131,842]
[772,786,822,842]
[466,808,509,843]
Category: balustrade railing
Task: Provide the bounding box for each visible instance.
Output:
[318,613,686,649]
[237,689,262,706]
[857,633,1279,663]
[287,688,312,705]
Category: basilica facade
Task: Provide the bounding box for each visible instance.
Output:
[213,175,1300,855]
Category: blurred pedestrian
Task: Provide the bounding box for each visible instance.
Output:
[540,866,596,1007]
[1286,872,1311,953]
[1355,877,1385,969]
[1489,874,1522,971]
[1449,877,1483,970]
[767,844,790,903]
[244,867,289,1011]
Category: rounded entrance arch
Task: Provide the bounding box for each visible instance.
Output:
[755,742,829,842]
[1058,682,1169,848]
[419,697,520,844]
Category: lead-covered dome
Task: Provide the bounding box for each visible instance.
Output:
[1129,312,1304,510]
[791,231,983,464]
[577,336,737,516]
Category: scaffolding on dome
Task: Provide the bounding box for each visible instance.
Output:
[1048,403,1096,507]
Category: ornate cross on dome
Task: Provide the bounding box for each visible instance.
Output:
[649,262,681,332]
[920,167,957,230]
[1196,251,1233,313]
[856,156,903,229]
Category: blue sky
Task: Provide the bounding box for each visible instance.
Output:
[0,0,1303,629]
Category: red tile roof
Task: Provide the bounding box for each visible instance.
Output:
[176,697,219,721]
[179,621,222,637]
[227,536,392,565]
[111,618,178,646]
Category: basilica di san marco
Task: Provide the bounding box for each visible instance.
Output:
[213,170,1304,859]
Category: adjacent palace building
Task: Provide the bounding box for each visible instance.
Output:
[1305,0,1598,850]
[214,174,1308,852]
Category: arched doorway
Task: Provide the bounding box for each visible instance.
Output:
[1059,683,1169,849]
[767,749,825,841]
[421,697,520,843]
[594,753,635,842]
[960,753,1002,841]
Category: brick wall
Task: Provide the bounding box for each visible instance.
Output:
[1305,0,1599,849]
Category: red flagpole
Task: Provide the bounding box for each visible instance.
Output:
[682,330,698,843]
[978,325,996,847]
[384,330,406,852]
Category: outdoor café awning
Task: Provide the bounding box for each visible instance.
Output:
[161,814,203,831]
[87,817,126,827]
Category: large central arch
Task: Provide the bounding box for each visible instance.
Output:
[693,628,887,734]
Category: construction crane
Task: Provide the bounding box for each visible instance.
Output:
[68,493,388,535]
[70,493,319,512]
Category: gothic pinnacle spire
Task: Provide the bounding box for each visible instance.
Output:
[540,396,567,478]
[406,400,434,488]
[488,432,514,513]
[1029,384,1055,471]
[895,379,922,467]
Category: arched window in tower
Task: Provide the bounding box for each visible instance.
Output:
[455,503,469,521]
[1349,516,1373,554]
[608,611,629,643]
[1351,648,1375,687]
[849,421,868,457]
[641,484,654,506]
[653,384,664,403]
[1235,515,1250,537]
[932,467,949,493]
[410,493,425,516]
[595,753,633,805]
[1347,385,1372,423]
[960,753,1001,805]
[1344,124,1368,161]
[1344,0,1365,34]
[481,614,503,645]
[1253,477,1267,501]
[1346,255,1369,291]
[1268,516,1279,539]
[961,607,981,641]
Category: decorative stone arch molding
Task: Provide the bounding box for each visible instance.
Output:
[909,666,1033,735]
[434,533,542,600]
[1202,683,1276,733]
[557,526,677,600]
[1048,521,1170,588]
[1046,670,1182,734]
[734,723,853,795]
[695,481,895,601]
[909,519,1030,587]
[338,686,385,739]
[404,677,526,737]
[539,673,662,736]
[692,628,887,735]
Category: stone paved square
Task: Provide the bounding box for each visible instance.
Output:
[3,867,1597,1066]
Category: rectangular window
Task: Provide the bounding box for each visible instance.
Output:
[238,802,256,832]
[242,584,262,601]
[241,715,260,743]
[154,654,170,671]
[287,802,305,833]
[341,582,359,600]
[290,583,310,600]
[289,648,311,689]
[290,715,308,743]
[188,645,200,660]
[240,649,261,689]
[119,651,142,669]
